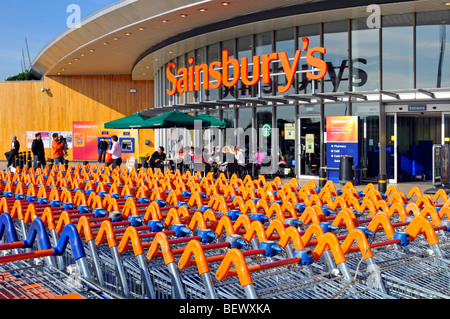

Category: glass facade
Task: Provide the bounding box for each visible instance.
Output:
[381,14,414,90]
[154,10,450,179]
[351,18,380,91]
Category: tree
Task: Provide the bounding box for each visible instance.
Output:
[5,71,38,82]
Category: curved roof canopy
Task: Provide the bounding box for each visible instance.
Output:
[30,0,445,80]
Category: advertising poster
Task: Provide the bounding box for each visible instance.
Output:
[326,116,360,183]
[26,131,51,149]
[72,121,138,161]
[284,123,295,140]
[50,131,73,149]
[305,134,315,154]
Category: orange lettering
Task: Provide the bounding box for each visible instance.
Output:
[177,68,188,93]
[262,53,278,84]
[240,56,261,86]
[194,64,209,91]
[278,51,301,93]
[209,61,223,89]
[166,63,177,95]
[306,47,327,80]
[222,50,240,87]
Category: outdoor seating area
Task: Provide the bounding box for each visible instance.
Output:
[0,162,448,299]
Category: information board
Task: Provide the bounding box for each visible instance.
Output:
[326,116,360,183]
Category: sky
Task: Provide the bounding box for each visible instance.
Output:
[0,0,120,81]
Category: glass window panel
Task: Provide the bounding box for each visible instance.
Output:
[297,24,320,94]
[256,106,273,154]
[207,43,220,101]
[222,39,236,100]
[276,105,295,164]
[186,51,196,103]
[352,103,380,179]
[237,35,254,97]
[223,108,235,146]
[238,107,252,131]
[323,20,349,93]
[324,103,349,117]
[382,14,414,90]
[298,103,320,115]
[351,17,380,91]
[275,28,296,96]
[416,11,450,88]
[255,32,273,96]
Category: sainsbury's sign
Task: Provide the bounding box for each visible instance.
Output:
[166,39,327,95]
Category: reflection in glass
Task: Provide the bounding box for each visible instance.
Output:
[275,28,295,96]
[323,20,349,93]
[222,40,236,100]
[351,18,380,91]
[237,35,254,98]
[276,105,295,171]
[256,106,273,154]
[416,11,450,88]
[255,32,273,96]
[298,24,320,94]
[352,103,380,179]
[382,14,414,90]
[207,43,220,101]
[223,108,235,147]
[299,117,320,176]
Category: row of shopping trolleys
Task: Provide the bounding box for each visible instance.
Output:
[0,172,450,299]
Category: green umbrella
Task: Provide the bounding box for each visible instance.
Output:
[142,110,211,129]
[104,112,150,129]
[196,114,227,129]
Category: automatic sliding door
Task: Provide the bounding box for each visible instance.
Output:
[386,113,397,183]
[297,116,321,177]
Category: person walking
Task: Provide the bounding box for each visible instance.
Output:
[31,132,46,169]
[52,133,65,166]
[107,135,122,169]
[4,135,20,171]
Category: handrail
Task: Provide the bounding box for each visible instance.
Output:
[146,232,175,265]
[331,208,359,232]
[95,220,118,248]
[178,240,211,275]
[278,226,306,250]
[265,219,286,239]
[366,212,396,239]
[404,216,439,246]
[340,228,373,260]
[117,226,144,257]
[243,220,268,243]
[299,206,327,225]
[215,248,253,287]
[0,213,19,243]
[312,232,347,265]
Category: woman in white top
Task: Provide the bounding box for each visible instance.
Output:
[107,135,122,169]
[234,146,245,177]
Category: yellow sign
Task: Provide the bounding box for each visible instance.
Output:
[306,134,315,153]
[284,123,295,140]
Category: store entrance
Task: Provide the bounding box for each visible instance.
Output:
[296,116,321,177]
[386,112,442,183]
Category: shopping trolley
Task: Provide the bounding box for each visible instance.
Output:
[0,215,122,299]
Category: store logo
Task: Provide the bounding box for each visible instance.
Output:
[166,39,327,95]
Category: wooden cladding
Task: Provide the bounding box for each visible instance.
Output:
[0,74,155,161]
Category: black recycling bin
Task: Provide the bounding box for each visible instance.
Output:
[339,155,354,184]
